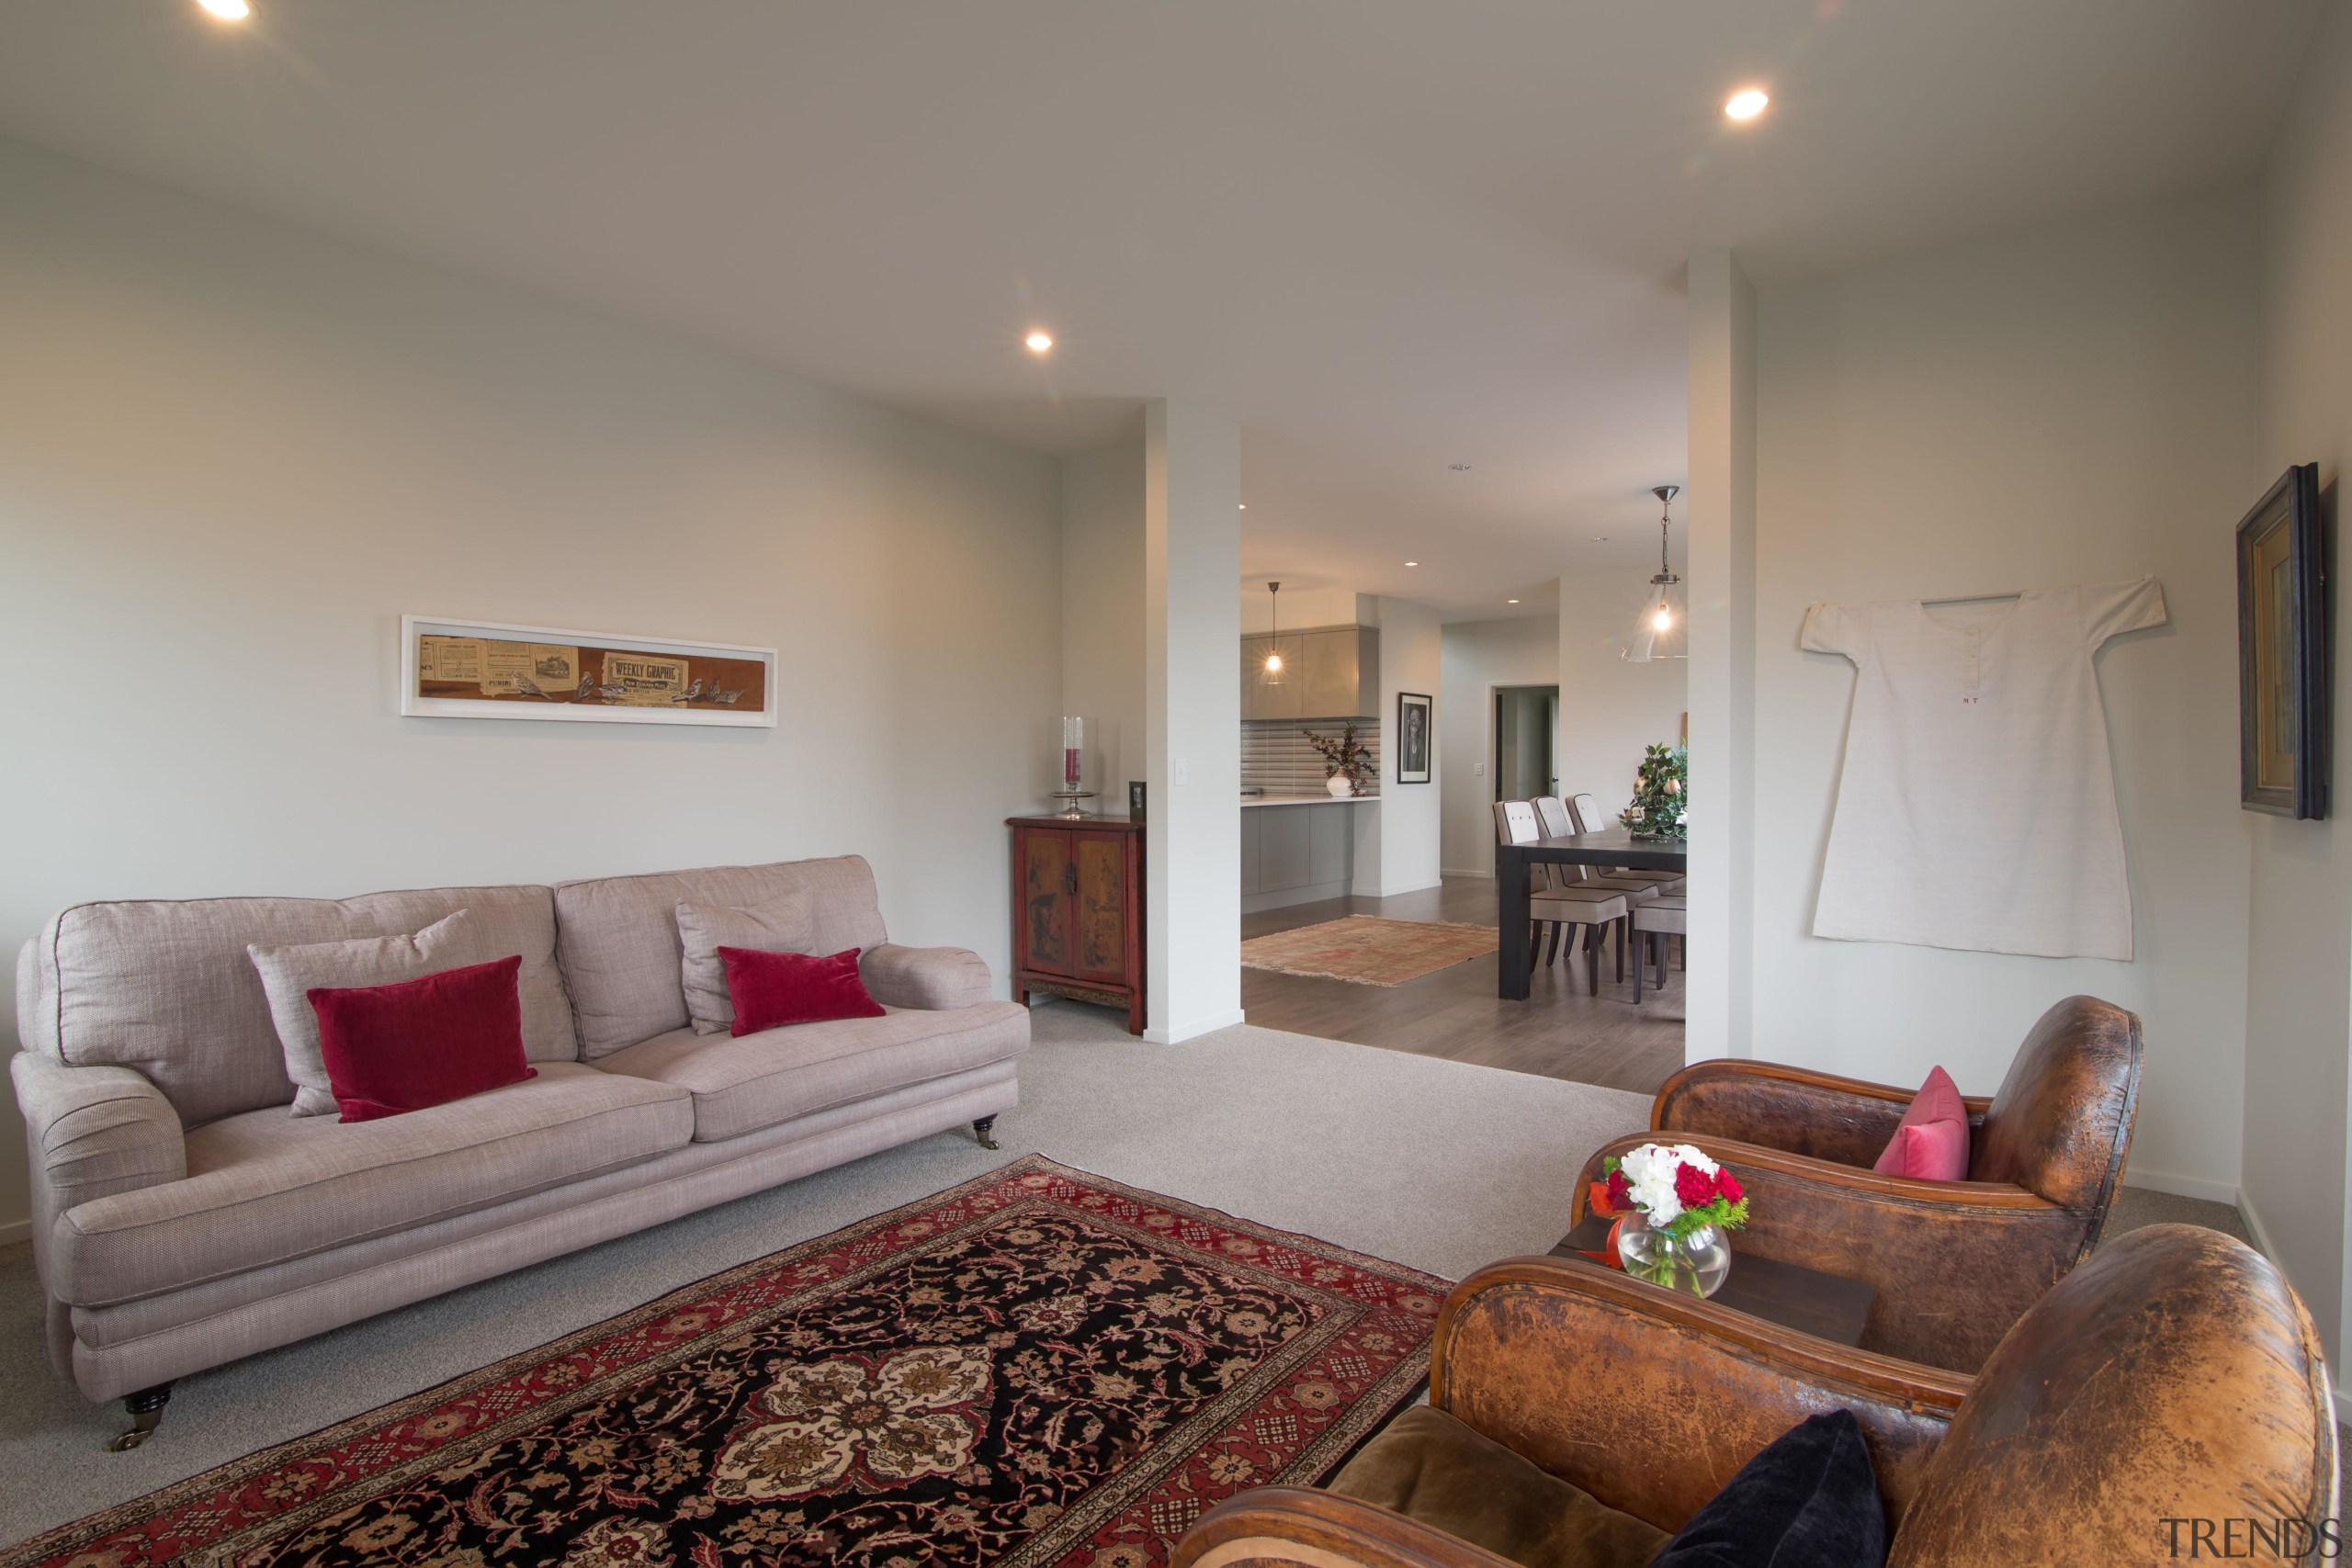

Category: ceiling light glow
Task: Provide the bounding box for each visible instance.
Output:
[1405,560,1419,568]
[1724,88,1770,120]
[1508,599,1521,604]
[196,0,251,17]
[1023,331,1053,354]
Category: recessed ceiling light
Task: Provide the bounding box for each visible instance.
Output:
[1023,331,1053,354]
[1724,88,1770,120]
[1405,560,1419,568]
[1238,503,1246,510]
[1593,536,1610,542]
[195,0,251,16]
[1449,463,1471,471]
[1507,599,1521,604]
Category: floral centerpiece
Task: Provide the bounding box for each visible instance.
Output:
[1301,722,1374,795]
[1589,1142,1747,1296]
[1618,741,1687,840]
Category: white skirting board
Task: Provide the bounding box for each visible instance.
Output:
[0,1217,28,1248]
[1145,1009,1247,1045]
[2120,1167,2241,1205]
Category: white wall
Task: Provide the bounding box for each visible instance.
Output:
[1556,572,1690,823]
[1061,440,1148,802]
[1357,596,1443,896]
[1143,400,1244,1043]
[0,140,1062,1235]
[1748,187,2259,1201]
[1439,615,1559,875]
[2244,0,2352,1370]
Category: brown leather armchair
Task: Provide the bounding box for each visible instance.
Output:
[1571,994,2142,1371]
[1171,1224,2334,1568]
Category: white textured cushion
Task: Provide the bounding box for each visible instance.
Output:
[674,895,815,1036]
[248,910,502,1116]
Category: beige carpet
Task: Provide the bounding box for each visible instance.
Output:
[1241,915,1499,986]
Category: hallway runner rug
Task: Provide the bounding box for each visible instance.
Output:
[1241,915,1499,987]
[3,1156,1447,1568]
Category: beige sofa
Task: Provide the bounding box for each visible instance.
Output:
[10,855,1027,1448]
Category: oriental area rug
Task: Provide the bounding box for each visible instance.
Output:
[5,1156,1446,1568]
[1240,915,1499,987]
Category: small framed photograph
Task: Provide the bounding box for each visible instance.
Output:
[401,615,778,728]
[1396,692,1432,784]
[2236,463,2327,818]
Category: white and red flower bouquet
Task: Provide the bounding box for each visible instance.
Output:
[1588,1142,1749,1293]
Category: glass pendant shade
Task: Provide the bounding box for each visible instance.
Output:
[1623,485,1688,662]
[1625,573,1688,662]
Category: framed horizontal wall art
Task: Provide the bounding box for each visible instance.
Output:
[400,615,778,728]
[2235,463,2327,818]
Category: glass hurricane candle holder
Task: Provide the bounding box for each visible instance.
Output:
[1049,716,1097,817]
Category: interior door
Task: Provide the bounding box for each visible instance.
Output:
[1021,829,1073,975]
[1071,831,1128,980]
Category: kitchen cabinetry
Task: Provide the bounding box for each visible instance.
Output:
[1009,816,1145,1034]
[1239,798,1365,912]
[1241,626,1379,720]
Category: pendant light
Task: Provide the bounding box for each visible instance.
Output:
[1623,485,1687,662]
[1261,581,1287,684]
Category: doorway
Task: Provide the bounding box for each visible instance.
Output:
[1494,684,1559,801]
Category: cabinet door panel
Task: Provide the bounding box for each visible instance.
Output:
[1021,829,1072,975]
[1239,807,1261,894]
[1309,803,1351,884]
[1072,832,1129,980]
[1259,808,1311,891]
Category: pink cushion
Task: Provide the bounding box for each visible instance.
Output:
[1871,1066,1971,1180]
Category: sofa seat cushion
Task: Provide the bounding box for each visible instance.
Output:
[52,1063,693,1307]
[596,1001,1029,1144]
[1329,1404,1668,1568]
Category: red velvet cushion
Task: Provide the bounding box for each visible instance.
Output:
[719,945,887,1035]
[306,954,535,1123]
[1872,1065,1971,1179]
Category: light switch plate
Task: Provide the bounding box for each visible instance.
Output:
[1173,759,1189,786]
[1473,761,1485,776]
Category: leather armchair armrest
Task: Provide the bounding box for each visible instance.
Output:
[1574,1131,2085,1373]
[1174,1487,1523,1568]
[10,1052,185,1215]
[1652,1058,1992,1168]
[858,943,993,1010]
[1430,1255,1964,1536]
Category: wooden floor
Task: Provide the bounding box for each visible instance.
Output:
[1239,876,1686,1096]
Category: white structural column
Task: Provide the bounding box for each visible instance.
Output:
[1685,250,1758,1060]
[1144,400,1245,1043]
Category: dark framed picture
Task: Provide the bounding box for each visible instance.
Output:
[2236,462,2328,818]
[1396,692,1432,784]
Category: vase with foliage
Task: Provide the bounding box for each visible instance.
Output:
[1301,722,1374,795]
[1619,741,1687,839]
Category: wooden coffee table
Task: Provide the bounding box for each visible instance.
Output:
[1550,1215,1877,1348]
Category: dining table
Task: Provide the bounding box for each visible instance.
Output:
[1495,826,1688,1000]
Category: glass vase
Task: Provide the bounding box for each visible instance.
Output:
[1614,1213,1731,1298]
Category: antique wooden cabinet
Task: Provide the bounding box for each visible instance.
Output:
[1008,815,1146,1034]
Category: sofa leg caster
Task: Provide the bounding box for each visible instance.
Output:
[972,1115,1001,1151]
[107,1384,172,1452]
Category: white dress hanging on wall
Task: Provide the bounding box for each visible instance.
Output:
[1801,577,2165,961]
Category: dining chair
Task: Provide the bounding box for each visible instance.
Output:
[1493,801,1628,995]
[1568,792,1686,895]
[1534,795,1664,904]
[1632,895,1686,1002]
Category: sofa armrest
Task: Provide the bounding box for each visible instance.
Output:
[1430,1255,1964,1537]
[1174,1487,1523,1568]
[859,943,993,1010]
[1652,1059,1992,1169]
[1574,1131,2085,1373]
[10,1052,185,1213]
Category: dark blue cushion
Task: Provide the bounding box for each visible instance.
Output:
[1648,1410,1887,1567]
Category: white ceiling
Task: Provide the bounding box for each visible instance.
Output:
[0,0,2319,619]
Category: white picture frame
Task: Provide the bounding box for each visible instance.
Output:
[400,615,779,728]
